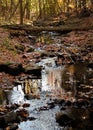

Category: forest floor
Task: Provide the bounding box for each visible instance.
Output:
[0,15,93,87]
[1,14,93,31]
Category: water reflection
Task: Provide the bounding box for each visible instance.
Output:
[42,63,93,99]
[36,31,61,44]
[9,79,41,104]
[0,63,93,130]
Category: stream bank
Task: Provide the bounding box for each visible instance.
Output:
[0,29,93,130]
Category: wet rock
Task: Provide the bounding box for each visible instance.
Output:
[56,106,92,129]
[16,109,29,119]
[22,103,30,108]
[73,99,90,108]
[87,63,93,69]
[6,123,18,130]
[0,62,23,75]
[27,117,36,121]
[0,116,6,128]
[37,106,49,111]
[24,64,41,77]
[0,111,18,128]
[65,100,72,107]
[47,102,55,109]
[56,112,73,126]
[60,106,66,110]
[4,111,18,124]
[53,99,66,105]
[89,109,93,122]
[5,104,20,110]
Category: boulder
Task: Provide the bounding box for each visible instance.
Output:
[0,62,23,75]
[24,64,41,77]
[5,123,18,130]
[16,109,29,121]
[0,111,18,128]
[56,112,73,126]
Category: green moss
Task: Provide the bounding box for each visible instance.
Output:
[15,44,25,52]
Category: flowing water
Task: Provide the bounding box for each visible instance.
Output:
[0,58,93,130]
[0,32,93,130]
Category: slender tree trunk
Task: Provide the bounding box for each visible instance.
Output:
[0,0,2,14]
[75,0,78,16]
[38,0,42,18]
[10,0,13,13]
[26,0,31,19]
[67,0,70,17]
[63,0,66,12]
[19,0,23,25]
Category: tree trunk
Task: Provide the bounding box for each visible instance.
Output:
[38,0,42,18]
[67,0,70,17]
[10,0,14,13]
[19,0,23,25]
[75,0,78,16]
[26,0,31,19]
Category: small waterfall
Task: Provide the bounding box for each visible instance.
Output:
[10,84,25,104]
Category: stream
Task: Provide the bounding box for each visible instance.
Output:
[0,31,93,130]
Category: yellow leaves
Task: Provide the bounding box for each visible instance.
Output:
[68,4,74,9]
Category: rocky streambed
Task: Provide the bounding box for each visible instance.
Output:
[0,30,93,130]
[0,58,93,130]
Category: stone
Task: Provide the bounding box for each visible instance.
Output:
[6,123,18,130]
[16,109,29,119]
[0,62,23,75]
[56,112,73,126]
[24,64,41,77]
[23,103,30,108]
[0,111,18,128]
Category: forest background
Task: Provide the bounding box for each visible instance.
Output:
[0,0,93,25]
